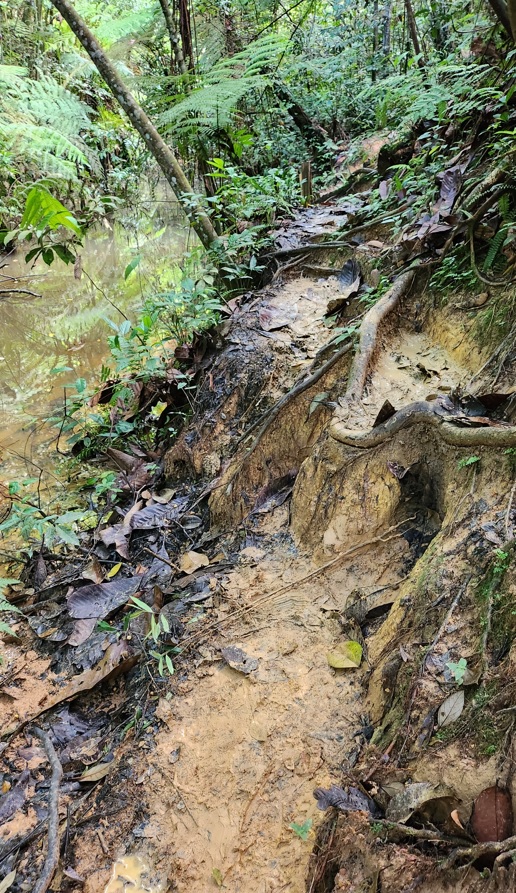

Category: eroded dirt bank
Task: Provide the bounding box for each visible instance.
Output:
[2,200,516,893]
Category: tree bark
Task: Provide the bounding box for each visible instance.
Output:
[179,0,195,71]
[486,0,514,38]
[382,0,391,54]
[49,0,219,249]
[157,0,187,75]
[404,0,425,67]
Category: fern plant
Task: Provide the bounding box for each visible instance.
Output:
[0,65,93,184]
[483,193,516,274]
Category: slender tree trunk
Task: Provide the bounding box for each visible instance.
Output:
[158,0,187,75]
[179,0,195,71]
[486,0,514,37]
[404,0,425,67]
[372,0,379,82]
[508,0,516,38]
[49,0,218,249]
[382,0,391,54]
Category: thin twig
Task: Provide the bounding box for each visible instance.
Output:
[505,480,516,539]
[31,728,63,893]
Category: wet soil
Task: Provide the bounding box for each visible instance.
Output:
[2,199,516,893]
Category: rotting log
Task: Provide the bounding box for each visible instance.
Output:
[330,400,516,449]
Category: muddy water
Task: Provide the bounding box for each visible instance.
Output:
[0,206,192,480]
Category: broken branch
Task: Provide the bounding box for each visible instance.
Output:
[31,728,63,893]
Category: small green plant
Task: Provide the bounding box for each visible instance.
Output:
[3,185,82,265]
[446,657,467,684]
[0,481,83,553]
[457,455,480,469]
[289,818,313,840]
[128,595,176,676]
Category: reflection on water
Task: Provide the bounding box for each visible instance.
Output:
[0,200,193,480]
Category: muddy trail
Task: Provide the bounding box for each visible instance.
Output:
[2,147,516,893]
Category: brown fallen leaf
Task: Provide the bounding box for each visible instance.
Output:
[180,550,210,573]
[471,785,514,843]
[79,760,115,783]
[2,641,139,735]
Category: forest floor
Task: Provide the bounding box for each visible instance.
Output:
[2,141,516,893]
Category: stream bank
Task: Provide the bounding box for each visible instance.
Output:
[1,145,516,893]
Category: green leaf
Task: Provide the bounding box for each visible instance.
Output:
[124,254,142,279]
[130,595,153,613]
[327,640,363,669]
[212,868,224,886]
[289,818,312,840]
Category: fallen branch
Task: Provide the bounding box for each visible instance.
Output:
[31,728,63,893]
[0,288,42,299]
[376,820,469,847]
[330,400,516,449]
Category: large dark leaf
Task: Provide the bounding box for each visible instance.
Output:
[314,784,381,817]
[67,575,144,620]
[129,497,189,530]
[471,785,513,843]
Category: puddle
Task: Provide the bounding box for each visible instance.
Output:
[0,198,192,479]
[104,855,164,893]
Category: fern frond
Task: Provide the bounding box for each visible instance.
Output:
[484,226,509,271]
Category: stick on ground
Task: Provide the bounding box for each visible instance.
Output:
[31,728,63,893]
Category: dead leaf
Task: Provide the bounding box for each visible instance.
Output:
[81,558,105,584]
[221,645,258,674]
[437,689,464,728]
[327,641,362,669]
[451,809,465,830]
[180,551,210,573]
[386,782,459,824]
[129,498,189,530]
[314,784,380,816]
[0,770,30,822]
[67,618,97,647]
[67,575,144,620]
[79,760,114,783]
[399,645,411,662]
[327,259,361,315]
[2,640,139,735]
[471,785,513,843]
[0,871,16,893]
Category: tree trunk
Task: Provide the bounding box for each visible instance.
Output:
[179,0,195,71]
[508,0,516,39]
[382,0,391,54]
[486,0,513,37]
[404,0,425,67]
[372,0,379,82]
[158,0,187,75]
[49,0,219,249]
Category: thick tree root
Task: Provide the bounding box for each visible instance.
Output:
[330,400,516,448]
[339,269,415,408]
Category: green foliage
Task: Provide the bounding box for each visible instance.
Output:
[290,819,312,840]
[457,455,481,469]
[3,186,82,265]
[0,480,84,553]
[0,578,22,660]
[128,595,176,676]
[446,657,467,684]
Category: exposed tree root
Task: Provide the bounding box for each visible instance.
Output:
[338,269,415,410]
[237,340,352,455]
[31,728,63,893]
[330,400,516,448]
[441,834,516,870]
